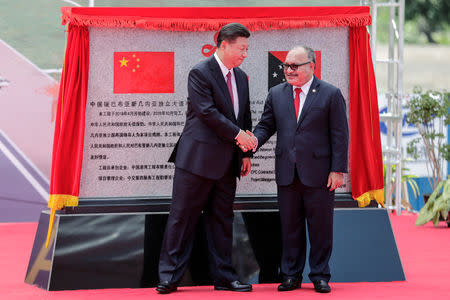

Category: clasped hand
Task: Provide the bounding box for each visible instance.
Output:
[236,130,258,152]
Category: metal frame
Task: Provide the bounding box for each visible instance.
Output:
[361,0,404,215]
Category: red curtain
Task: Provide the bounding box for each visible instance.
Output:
[349,26,385,207]
[46,24,89,246]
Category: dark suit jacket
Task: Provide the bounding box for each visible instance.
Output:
[169,56,252,180]
[254,76,349,187]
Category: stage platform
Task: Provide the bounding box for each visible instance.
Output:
[25,200,404,291]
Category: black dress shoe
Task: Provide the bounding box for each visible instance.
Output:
[278,278,301,291]
[214,280,252,292]
[313,280,331,293]
[156,281,177,294]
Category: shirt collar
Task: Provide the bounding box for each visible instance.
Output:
[293,75,314,95]
[214,52,234,78]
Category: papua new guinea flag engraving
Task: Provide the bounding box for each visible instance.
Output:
[268,50,322,90]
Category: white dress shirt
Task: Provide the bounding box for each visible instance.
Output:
[293,76,314,122]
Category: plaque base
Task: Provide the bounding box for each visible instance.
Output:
[63,193,374,214]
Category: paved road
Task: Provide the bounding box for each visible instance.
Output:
[0,130,48,222]
[0,38,55,179]
[0,38,54,222]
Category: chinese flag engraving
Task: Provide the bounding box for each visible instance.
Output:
[114,52,174,94]
[268,50,321,90]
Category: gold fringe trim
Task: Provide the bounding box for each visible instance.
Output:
[63,17,372,31]
[355,189,385,208]
[45,194,79,248]
[48,194,79,209]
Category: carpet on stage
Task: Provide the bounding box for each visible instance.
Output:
[0,213,448,300]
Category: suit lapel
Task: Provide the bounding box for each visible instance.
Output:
[297,76,320,128]
[208,57,237,122]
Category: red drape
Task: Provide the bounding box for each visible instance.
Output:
[46,24,89,246]
[349,26,385,207]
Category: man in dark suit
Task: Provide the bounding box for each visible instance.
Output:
[156,23,256,294]
[251,46,349,293]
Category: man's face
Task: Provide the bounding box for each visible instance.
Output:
[221,37,249,68]
[283,48,315,87]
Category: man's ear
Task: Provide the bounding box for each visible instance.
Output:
[220,40,228,50]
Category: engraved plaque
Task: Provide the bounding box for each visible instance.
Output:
[79,27,351,198]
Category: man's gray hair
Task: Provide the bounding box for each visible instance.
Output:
[291,46,316,64]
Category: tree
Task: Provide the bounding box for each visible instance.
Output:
[405,0,450,43]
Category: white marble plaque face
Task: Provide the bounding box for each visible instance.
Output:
[79,27,350,198]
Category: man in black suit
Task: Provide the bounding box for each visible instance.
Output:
[156,23,256,294]
[251,46,349,293]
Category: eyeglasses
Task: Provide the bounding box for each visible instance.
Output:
[282,61,312,71]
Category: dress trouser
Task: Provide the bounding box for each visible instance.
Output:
[277,167,334,282]
[158,166,238,285]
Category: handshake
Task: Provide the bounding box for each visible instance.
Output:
[236,130,258,152]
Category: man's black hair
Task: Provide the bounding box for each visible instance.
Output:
[216,23,250,47]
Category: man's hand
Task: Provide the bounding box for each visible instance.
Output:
[236,130,258,152]
[327,172,344,191]
[241,157,251,177]
[245,130,258,152]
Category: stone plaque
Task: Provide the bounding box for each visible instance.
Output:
[79,27,351,198]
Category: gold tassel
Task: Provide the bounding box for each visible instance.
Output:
[355,189,385,208]
[45,194,78,248]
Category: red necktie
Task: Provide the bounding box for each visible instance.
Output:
[226,71,234,105]
[294,87,302,120]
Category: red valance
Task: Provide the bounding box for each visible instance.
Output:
[61,6,371,31]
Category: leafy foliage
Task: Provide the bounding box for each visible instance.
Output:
[415,179,450,226]
[405,87,450,190]
[405,0,450,43]
[383,162,420,201]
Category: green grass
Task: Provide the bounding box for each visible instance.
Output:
[404,22,450,44]
[0,0,66,69]
[74,0,362,7]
